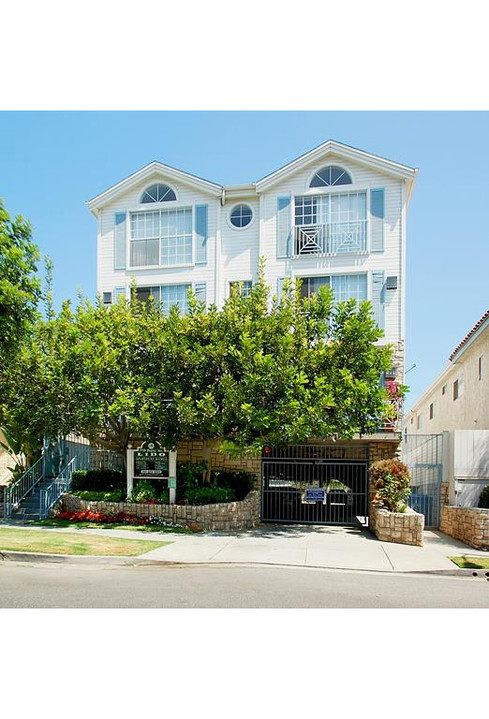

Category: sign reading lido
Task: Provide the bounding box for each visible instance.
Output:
[134,439,169,478]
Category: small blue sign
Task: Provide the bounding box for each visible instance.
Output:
[305,487,325,502]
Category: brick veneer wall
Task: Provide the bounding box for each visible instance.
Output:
[176,440,261,478]
[440,506,489,550]
[56,490,261,532]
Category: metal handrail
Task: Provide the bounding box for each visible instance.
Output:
[2,455,45,519]
[39,457,77,519]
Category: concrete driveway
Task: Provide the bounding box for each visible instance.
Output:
[140,524,488,571]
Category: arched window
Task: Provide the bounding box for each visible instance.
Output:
[310,166,352,188]
[140,183,177,203]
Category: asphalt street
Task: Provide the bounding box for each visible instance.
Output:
[1,561,489,607]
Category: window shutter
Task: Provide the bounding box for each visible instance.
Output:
[195,205,208,264]
[370,189,385,252]
[194,282,207,304]
[277,197,292,258]
[276,276,287,300]
[371,271,385,330]
[114,213,127,269]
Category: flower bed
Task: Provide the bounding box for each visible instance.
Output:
[369,458,424,546]
[57,510,178,528]
[55,490,261,532]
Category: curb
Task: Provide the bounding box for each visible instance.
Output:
[2,549,488,577]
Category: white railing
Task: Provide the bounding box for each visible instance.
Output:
[380,397,404,432]
[294,221,367,257]
[39,457,77,519]
[2,456,44,519]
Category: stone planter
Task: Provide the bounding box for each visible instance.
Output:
[54,490,261,532]
[370,504,424,546]
[440,506,489,550]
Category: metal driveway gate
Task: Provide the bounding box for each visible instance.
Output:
[261,445,369,526]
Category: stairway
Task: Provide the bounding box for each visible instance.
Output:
[9,478,56,521]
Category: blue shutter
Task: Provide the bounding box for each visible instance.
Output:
[370,189,385,252]
[371,271,385,330]
[277,197,292,258]
[114,213,127,269]
[194,282,207,305]
[195,205,208,264]
[277,277,285,298]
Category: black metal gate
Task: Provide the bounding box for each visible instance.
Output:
[261,445,369,526]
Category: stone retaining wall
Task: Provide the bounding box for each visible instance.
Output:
[440,505,489,550]
[370,505,424,546]
[56,490,261,532]
[177,440,261,477]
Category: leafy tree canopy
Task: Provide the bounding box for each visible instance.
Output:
[0,200,41,366]
[0,261,394,478]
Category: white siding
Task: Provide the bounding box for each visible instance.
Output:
[258,154,405,345]
[94,152,408,350]
[97,174,219,302]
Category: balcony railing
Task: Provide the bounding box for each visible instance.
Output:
[293,221,367,257]
[380,396,404,432]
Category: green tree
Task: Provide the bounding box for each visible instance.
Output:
[150,262,393,480]
[0,200,41,367]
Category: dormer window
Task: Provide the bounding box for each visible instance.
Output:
[310,166,352,188]
[140,183,177,203]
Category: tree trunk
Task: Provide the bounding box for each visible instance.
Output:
[201,438,221,483]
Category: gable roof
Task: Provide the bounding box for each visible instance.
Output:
[254,139,418,194]
[87,139,418,215]
[87,161,223,215]
[449,309,489,363]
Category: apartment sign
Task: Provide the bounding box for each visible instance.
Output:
[134,439,169,478]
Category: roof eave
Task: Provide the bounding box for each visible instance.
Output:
[87,161,222,215]
[255,140,418,192]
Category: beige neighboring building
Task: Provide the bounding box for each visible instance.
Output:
[405,309,489,434]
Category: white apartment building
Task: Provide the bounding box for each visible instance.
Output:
[86,140,418,526]
[88,140,417,390]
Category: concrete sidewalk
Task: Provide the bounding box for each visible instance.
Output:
[1,520,487,572]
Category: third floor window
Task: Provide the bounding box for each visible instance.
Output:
[294,191,367,256]
[130,208,192,267]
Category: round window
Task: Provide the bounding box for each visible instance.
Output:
[230,204,253,229]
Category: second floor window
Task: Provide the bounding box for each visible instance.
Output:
[298,273,367,303]
[135,284,191,315]
[294,191,367,255]
[230,280,252,298]
[130,208,192,267]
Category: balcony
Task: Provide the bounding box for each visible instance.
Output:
[293,221,368,257]
[380,396,404,433]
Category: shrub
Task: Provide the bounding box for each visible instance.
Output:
[131,479,158,502]
[184,486,236,505]
[71,489,125,502]
[478,485,489,509]
[176,461,207,501]
[71,469,125,492]
[370,459,411,512]
[212,470,256,500]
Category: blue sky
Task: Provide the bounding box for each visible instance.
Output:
[0,111,487,409]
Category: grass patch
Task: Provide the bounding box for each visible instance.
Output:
[449,555,489,570]
[0,528,171,557]
[33,518,192,533]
